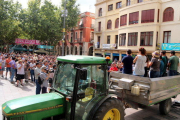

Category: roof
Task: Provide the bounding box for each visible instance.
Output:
[57,55,112,64]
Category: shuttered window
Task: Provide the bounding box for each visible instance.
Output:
[163,7,174,22]
[107,20,112,29]
[129,11,139,25]
[141,9,155,23]
[115,18,119,28]
[107,36,111,44]
[128,33,138,46]
[120,14,127,26]
[119,34,126,46]
[140,32,153,46]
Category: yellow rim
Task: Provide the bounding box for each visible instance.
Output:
[103,108,120,120]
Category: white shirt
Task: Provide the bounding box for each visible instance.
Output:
[30,63,36,70]
[134,55,146,75]
[17,64,25,74]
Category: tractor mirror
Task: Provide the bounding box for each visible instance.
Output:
[80,69,87,80]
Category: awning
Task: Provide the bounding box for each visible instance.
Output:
[113,53,119,56]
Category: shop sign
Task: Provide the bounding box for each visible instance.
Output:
[15,38,40,45]
[162,43,180,51]
[102,44,116,49]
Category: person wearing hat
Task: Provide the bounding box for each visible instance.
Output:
[168,51,179,76]
[40,66,50,94]
[149,51,160,78]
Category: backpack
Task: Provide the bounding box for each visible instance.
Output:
[38,76,43,85]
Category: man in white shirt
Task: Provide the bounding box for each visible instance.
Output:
[30,59,36,82]
[16,60,25,87]
[34,62,42,94]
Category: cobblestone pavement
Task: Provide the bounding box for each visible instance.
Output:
[0,77,180,120]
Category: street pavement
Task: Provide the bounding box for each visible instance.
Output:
[0,76,180,120]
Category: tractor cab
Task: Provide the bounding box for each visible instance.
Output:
[52,55,111,120]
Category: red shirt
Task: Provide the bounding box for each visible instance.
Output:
[109,67,118,71]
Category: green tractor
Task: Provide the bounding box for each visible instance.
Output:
[2,56,125,120]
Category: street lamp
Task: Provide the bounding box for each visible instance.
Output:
[62,0,68,56]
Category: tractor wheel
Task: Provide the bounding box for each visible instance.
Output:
[93,98,125,120]
[159,98,172,115]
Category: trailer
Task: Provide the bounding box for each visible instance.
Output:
[110,72,180,115]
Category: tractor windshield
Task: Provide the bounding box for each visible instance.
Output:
[53,63,76,95]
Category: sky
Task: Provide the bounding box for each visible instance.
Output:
[13,0,96,13]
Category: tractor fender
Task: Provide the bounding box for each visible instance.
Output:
[86,94,118,120]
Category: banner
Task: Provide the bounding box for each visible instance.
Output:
[102,44,116,49]
[38,45,54,49]
[15,38,40,45]
[162,43,180,51]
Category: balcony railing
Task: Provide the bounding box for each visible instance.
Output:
[91,24,94,29]
[119,0,156,9]
[77,38,83,43]
[79,24,84,29]
[95,27,103,33]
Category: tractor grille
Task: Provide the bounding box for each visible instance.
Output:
[11,116,24,120]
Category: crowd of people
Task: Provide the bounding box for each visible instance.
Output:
[0,49,180,95]
[109,48,180,78]
[0,53,57,94]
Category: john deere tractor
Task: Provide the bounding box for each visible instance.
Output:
[2,56,125,120]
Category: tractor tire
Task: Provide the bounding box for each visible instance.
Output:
[93,98,125,120]
[159,98,172,115]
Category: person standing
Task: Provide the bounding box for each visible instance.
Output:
[5,55,12,79]
[34,62,42,94]
[161,51,168,76]
[133,48,147,77]
[29,59,36,83]
[9,57,17,84]
[40,66,50,94]
[24,59,30,82]
[168,51,179,76]
[149,51,160,78]
[121,49,133,74]
[159,56,165,77]
[16,60,25,87]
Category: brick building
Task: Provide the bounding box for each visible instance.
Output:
[57,12,95,56]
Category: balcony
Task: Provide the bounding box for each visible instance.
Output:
[77,38,83,43]
[91,24,95,29]
[79,24,84,29]
[120,0,156,8]
[95,27,103,33]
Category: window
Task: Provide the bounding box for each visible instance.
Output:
[119,34,126,46]
[127,0,131,6]
[108,4,113,11]
[71,33,73,42]
[75,32,77,39]
[140,32,153,46]
[141,9,155,23]
[107,36,110,44]
[120,14,127,26]
[80,32,83,39]
[163,31,171,43]
[129,11,139,25]
[116,2,122,9]
[99,8,102,17]
[138,0,143,3]
[128,33,138,46]
[97,36,100,48]
[163,7,174,22]
[98,22,101,31]
[107,20,112,29]
[115,18,119,28]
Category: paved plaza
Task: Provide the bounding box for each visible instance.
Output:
[0,77,180,120]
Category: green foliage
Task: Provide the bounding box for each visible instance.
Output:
[0,0,80,47]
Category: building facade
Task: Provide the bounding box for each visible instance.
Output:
[57,12,95,56]
[94,0,180,60]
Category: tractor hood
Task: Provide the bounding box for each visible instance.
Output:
[2,93,65,117]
